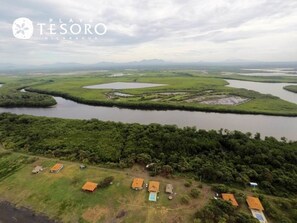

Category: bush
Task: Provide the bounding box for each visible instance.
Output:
[180,195,190,205]
[212,184,229,194]
[99,176,114,188]
[190,188,200,198]
[184,180,192,187]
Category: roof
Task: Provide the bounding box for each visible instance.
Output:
[32,166,43,173]
[132,178,144,189]
[165,184,173,193]
[50,163,63,172]
[246,196,264,211]
[148,181,160,192]
[222,193,239,207]
[82,182,98,192]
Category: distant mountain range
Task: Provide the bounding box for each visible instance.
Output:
[0,59,297,73]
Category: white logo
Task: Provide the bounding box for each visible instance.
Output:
[12,17,34,39]
[12,18,107,40]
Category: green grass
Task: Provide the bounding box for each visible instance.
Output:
[1,72,297,115]
[26,74,297,116]
[0,152,212,223]
[0,150,295,223]
[284,85,297,93]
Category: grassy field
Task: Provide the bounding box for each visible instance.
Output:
[0,150,213,223]
[0,149,296,223]
[24,74,297,116]
[284,85,297,93]
[1,72,297,115]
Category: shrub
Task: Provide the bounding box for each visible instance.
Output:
[99,176,114,188]
[212,184,229,193]
[180,195,190,205]
[190,188,200,198]
[184,180,192,187]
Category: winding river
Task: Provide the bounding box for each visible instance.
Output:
[226,80,297,104]
[0,81,297,140]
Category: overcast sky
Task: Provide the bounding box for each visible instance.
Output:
[1,0,297,65]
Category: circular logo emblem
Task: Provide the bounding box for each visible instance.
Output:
[12,17,34,39]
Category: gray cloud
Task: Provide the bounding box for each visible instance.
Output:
[0,0,297,64]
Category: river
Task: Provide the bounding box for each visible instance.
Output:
[226,79,297,104]
[0,81,296,140]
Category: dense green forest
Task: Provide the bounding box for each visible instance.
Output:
[0,113,296,197]
[0,90,56,107]
[0,80,56,107]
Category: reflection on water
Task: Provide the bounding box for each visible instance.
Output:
[226,79,297,104]
[83,82,167,89]
[0,96,297,140]
[237,72,297,77]
[239,68,297,76]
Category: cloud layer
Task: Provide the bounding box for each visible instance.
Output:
[1,0,297,65]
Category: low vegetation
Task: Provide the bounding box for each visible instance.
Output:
[24,74,297,116]
[98,176,114,188]
[1,72,297,115]
[284,85,297,94]
[0,152,213,222]
[194,199,258,223]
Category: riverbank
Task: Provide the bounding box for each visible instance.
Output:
[26,86,297,117]
[0,201,56,223]
[284,85,297,94]
[1,74,297,116]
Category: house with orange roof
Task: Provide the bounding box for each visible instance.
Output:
[246,196,264,211]
[82,182,98,192]
[148,181,160,192]
[222,193,238,207]
[246,196,267,223]
[50,163,64,173]
[131,178,144,190]
[148,181,160,202]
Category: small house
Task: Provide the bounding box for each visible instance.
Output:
[32,166,43,174]
[50,163,64,173]
[246,196,267,223]
[148,181,160,202]
[165,184,173,194]
[222,193,238,207]
[246,196,264,211]
[131,178,144,190]
[82,181,98,192]
[148,181,160,192]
